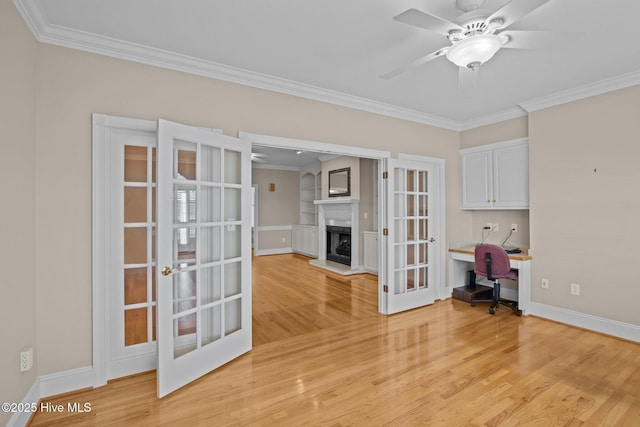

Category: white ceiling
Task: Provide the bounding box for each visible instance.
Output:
[14,0,640,130]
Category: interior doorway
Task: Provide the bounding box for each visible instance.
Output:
[92,116,445,390]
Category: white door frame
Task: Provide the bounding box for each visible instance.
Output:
[238,132,446,315]
[92,121,447,388]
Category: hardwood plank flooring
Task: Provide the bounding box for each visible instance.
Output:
[29,254,640,426]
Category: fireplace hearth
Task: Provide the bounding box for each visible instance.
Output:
[326,225,351,266]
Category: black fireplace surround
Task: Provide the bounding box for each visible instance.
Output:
[326,225,351,266]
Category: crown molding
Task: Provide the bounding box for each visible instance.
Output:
[519,69,640,113]
[14,0,461,131]
[458,106,528,131]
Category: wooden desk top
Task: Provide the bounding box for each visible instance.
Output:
[449,245,532,261]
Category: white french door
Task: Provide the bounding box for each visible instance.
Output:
[384,157,442,314]
[156,119,252,397]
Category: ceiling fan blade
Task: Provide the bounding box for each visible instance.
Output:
[394,8,464,35]
[500,30,582,49]
[380,47,448,80]
[485,0,552,30]
[458,66,479,90]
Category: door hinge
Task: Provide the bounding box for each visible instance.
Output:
[383,285,388,293]
[382,171,388,179]
[383,228,388,236]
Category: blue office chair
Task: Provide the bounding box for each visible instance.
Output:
[471,244,522,316]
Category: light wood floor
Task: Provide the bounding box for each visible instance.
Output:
[30,254,640,426]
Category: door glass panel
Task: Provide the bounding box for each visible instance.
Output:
[394,194,405,217]
[406,170,415,192]
[152,187,157,222]
[419,219,428,240]
[174,185,197,224]
[124,227,147,264]
[395,244,406,269]
[224,225,241,259]
[224,188,241,221]
[201,145,222,183]
[200,265,222,305]
[418,194,428,216]
[124,267,147,305]
[199,226,221,263]
[174,228,196,267]
[200,186,221,223]
[124,187,147,223]
[224,150,241,184]
[201,305,222,347]
[418,267,428,289]
[394,220,404,243]
[418,170,427,192]
[419,243,428,264]
[124,308,147,345]
[407,219,416,241]
[407,194,415,216]
[151,148,157,184]
[174,313,197,358]
[224,298,241,335]
[394,168,404,191]
[173,270,196,314]
[124,146,147,182]
[224,262,241,297]
[394,270,406,294]
[176,145,197,180]
[407,244,416,266]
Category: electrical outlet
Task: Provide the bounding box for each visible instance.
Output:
[485,222,493,230]
[511,224,518,232]
[492,223,499,231]
[571,283,581,296]
[541,278,549,289]
[20,347,33,372]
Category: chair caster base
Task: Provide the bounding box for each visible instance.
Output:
[489,307,495,315]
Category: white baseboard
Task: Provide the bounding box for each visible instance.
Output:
[254,247,293,256]
[8,366,95,427]
[528,302,640,342]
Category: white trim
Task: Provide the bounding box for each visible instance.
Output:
[239,132,391,160]
[254,247,293,256]
[252,163,301,171]
[6,380,39,427]
[256,225,293,232]
[38,366,95,398]
[528,302,640,343]
[458,107,528,131]
[519,69,640,113]
[13,0,640,132]
[13,0,459,131]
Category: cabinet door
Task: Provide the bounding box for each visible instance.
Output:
[493,142,528,208]
[292,226,303,253]
[461,149,492,209]
[363,232,378,273]
[306,227,318,258]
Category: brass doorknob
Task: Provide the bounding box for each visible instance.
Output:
[161,266,182,276]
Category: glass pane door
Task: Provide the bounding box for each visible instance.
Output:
[157,119,251,398]
[386,158,437,314]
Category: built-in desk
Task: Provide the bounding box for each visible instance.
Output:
[449,246,532,314]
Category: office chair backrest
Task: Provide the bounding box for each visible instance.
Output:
[474,244,512,279]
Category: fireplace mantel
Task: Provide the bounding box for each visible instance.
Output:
[311,199,360,274]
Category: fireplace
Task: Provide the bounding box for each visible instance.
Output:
[326,225,352,266]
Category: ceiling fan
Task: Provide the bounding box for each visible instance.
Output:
[381,0,564,88]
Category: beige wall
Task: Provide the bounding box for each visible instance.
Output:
[252,168,300,251]
[0,1,38,422]
[3,6,460,384]
[321,156,361,200]
[529,85,640,325]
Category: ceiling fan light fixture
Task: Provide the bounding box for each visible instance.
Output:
[445,33,502,68]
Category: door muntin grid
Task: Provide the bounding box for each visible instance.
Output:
[393,168,429,295]
[170,139,243,359]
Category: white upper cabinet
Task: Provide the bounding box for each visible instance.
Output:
[460,138,529,210]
